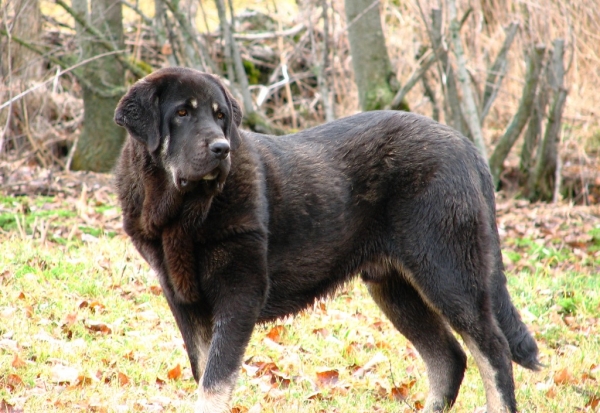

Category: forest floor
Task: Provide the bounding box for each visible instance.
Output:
[0,166,599,412]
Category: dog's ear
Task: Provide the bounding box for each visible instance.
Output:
[227,94,243,151]
[114,79,161,152]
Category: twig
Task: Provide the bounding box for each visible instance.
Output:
[345,0,379,32]
[212,23,306,40]
[55,0,146,78]
[385,47,440,110]
[1,4,14,154]
[65,132,79,172]
[214,0,254,115]
[0,50,127,111]
[447,0,487,157]
[120,0,153,26]
[430,8,464,134]
[276,2,297,129]
[320,0,334,121]
[481,21,519,122]
[164,0,217,73]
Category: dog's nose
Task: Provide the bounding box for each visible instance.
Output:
[209,140,230,160]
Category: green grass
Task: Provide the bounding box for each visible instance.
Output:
[1,193,599,412]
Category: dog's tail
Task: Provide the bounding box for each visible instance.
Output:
[491,261,542,371]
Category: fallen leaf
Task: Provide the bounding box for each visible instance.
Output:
[167,364,182,380]
[88,301,106,313]
[118,372,130,386]
[553,368,574,385]
[7,374,24,388]
[0,399,24,413]
[75,374,94,386]
[315,369,339,387]
[586,394,600,409]
[149,285,162,295]
[85,320,112,335]
[265,325,286,343]
[545,386,557,398]
[389,379,416,401]
[11,354,27,369]
[312,328,330,338]
[63,312,78,326]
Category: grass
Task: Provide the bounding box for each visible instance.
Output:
[1,192,599,412]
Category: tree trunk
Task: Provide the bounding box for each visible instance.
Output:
[71,0,126,172]
[528,39,567,202]
[488,44,546,187]
[3,0,42,79]
[345,0,405,111]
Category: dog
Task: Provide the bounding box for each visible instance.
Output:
[114,67,540,413]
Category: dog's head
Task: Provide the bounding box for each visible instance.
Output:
[115,67,242,193]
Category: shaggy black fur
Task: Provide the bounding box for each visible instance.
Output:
[114,67,540,413]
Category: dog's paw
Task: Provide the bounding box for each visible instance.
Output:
[194,385,231,413]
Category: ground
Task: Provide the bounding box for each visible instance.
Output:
[0,166,599,412]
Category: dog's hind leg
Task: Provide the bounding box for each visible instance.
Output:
[397,252,517,412]
[364,271,467,412]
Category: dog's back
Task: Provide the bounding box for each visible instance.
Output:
[114,68,539,413]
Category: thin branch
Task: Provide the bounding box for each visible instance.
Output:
[55,0,146,78]
[448,0,486,157]
[214,0,253,115]
[214,23,306,40]
[345,0,379,32]
[317,0,334,121]
[121,0,153,26]
[385,47,440,110]
[481,21,519,122]
[489,44,546,187]
[0,49,128,110]
[163,0,217,73]
[430,8,464,134]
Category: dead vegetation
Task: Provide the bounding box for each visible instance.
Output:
[1,0,599,202]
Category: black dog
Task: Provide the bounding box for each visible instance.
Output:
[114,67,540,413]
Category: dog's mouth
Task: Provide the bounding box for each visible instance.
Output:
[175,166,226,193]
[201,168,220,181]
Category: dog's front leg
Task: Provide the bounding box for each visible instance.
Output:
[152,264,213,384]
[195,240,267,413]
[195,297,263,413]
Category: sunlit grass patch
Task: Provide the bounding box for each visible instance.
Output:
[1,193,599,412]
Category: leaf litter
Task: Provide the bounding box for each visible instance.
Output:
[1,168,600,411]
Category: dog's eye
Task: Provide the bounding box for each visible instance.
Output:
[216,112,224,120]
[177,109,188,117]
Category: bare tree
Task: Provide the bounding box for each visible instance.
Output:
[70,0,126,172]
[345,0,407,111]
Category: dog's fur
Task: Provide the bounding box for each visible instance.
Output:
[114,67,540,413]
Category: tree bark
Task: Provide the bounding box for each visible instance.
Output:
[345,0,405,111]
[488,44,546,187]
[429,8,465,134]
[448,0,487,158]
[3,0,42,79]
[528,39,567,202]
[71,0,126,172]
